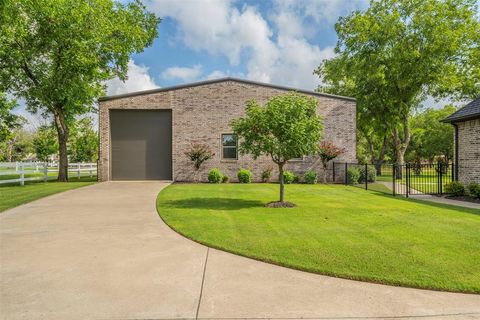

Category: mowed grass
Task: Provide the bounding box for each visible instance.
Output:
[376,167,453,194]
[0,176,96,212]
[157,183,480,293]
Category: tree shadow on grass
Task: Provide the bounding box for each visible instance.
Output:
[371,191,480,215]
[162,198,265,210]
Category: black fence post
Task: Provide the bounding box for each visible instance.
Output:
[451,162,455,182]
[392,164,396,196]
[406,164,409,198]
[344,163,348,185]
[365,163,368,190]
[333,162,336,183]
[439,162,443,195]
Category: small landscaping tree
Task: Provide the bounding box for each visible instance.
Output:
[185,143,214,182]
[232,92,323,207]
[318,141,344,183]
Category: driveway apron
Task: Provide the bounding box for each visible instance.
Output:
[1,181,479,320]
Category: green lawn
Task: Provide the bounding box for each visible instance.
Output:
[157,183,480,293]
[352,182,391,194]
[0,176,96,212]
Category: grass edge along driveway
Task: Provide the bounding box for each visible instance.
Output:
[0,177,96,213]
[156,183,480,294]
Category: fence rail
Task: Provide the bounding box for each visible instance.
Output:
[332,162,455,197]
[0,162,97,186]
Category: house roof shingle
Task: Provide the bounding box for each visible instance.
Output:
[98,77,356,102]
[442,97,480,123]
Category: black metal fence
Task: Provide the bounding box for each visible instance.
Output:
[331,162,455,197]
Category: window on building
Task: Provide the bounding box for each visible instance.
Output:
[222,134,238,159]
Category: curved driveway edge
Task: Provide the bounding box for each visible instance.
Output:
[1,181,479,320]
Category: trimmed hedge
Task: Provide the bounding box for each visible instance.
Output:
[347,167,360,185]
[208,168,223,183]
[304,170,318,184]
[359,165,376,183]
[237,168,253,183]
[283,170,295,184]
[444,181,464,196]
[467,182,480,199]
[261,168,272,182]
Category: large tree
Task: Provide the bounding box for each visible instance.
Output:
[316,0,480,171]
[0,0,159,181]
[232,92,323,207]
[406,105,456,164]
[316,56,393,174]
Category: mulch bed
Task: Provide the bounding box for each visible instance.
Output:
[444,195,480,204]
[265,201,297,208]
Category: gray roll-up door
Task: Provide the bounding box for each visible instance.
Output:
[110,110,172,180]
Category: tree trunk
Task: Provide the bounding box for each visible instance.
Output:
[54,110,69,182]
[392,118,410,179]
[366,134,388,176]
[322,161,328,183]
[278,163,285,204]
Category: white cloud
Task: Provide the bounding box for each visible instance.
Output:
[205,70,227,80]
[146,0,345,90]
[161,64,203,82]
[274,0,368,26]
[106,59,158,95]
[149,0,343,89]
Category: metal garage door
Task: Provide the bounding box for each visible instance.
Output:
[110,110,172,180]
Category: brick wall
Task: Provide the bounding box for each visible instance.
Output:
[98,80,356,182]
[457,119,480,184]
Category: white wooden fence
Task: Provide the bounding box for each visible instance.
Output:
[0,162,97,186]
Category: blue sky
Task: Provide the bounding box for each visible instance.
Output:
[106,0,369,95]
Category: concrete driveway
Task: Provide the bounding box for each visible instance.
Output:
[1,181,479,320]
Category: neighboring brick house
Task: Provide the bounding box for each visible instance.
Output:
[98,78,356,182]
[442,97,480,184]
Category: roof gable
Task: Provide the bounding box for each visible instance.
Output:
[442,97,480,123]
[99,77,356,102]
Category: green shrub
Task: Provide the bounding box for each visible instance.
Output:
[261,167,272,182]
[237,168,253,183]
[467,182,480,199]
[222,175,230,183]
[293,174,300,183]
[444,181,464,196]
[347,167,360,185]
[359,165,376,183]
[283,170,295,184]
[208,168,223,183]
[304,170,318,184]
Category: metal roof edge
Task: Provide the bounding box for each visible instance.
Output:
[98,77,356,102]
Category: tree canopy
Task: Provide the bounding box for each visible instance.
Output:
[316,0,480,168]
[69,117,98,163]
[32,125,58,163]
[0,0,160,180]
[232,92,323,206]
[406,105,456,164]
[0,93,21,142]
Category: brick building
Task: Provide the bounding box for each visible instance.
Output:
[98,78,356,182]
[442,97,480,184]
